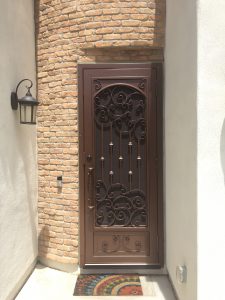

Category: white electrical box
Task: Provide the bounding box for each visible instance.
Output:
[176,265,187,284]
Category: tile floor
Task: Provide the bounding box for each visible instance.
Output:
[16,264,177,300]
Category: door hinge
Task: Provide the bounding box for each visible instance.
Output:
[154,67,158,98]
[83,152,86,164]
[155,157,158,168]
[157,235,159,254]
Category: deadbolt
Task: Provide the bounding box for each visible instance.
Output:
[87,154,92,161]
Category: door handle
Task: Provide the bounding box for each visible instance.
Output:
[87,167,94,210]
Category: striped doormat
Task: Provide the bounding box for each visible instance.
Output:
[73,274,143,296]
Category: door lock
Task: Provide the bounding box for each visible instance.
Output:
[87,154,92,161]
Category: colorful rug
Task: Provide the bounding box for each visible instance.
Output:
[73,274,143,296]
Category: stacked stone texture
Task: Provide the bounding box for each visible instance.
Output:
[35,0,165,265]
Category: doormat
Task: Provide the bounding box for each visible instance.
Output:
[73,274,143,296]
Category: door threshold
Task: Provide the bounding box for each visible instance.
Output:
[79,264,167,275]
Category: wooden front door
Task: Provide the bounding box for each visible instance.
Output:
[78,63,163,268]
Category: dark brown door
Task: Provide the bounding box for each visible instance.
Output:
[78,63,163,268]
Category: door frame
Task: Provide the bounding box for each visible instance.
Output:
[78,63,163,268]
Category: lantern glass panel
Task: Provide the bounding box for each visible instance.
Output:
[31,106,37,124]
[20,103,32,124]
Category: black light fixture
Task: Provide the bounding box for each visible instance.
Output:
[11,79,39,124]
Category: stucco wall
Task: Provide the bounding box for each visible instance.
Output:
[0,1,37,299]
[165,0,225,299]
[165,0,197,299]
[198,1,225,299]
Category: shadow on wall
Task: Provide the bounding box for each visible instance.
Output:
[38,225,50,258]
[16,124,38,256]
[34,0,40,98]
[220,119,225,182]
[82,48,164,63]
[34,0,40,35]
[153,0,166,47]
[0,124,38,255]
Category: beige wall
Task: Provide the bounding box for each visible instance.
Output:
[165,0,197,299]
[165,0,225,299]
[198,0,225,299]
[0,1,37,299]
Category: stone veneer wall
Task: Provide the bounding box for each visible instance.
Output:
[35,0,165,268]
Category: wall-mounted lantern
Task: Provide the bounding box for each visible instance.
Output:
[11,79,39,124]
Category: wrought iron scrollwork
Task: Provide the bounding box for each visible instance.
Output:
[94,85,146,140]
[96,181,147,227]
[138,79,146,90]
[94,80,102,91]
[94,83,147,228]
[101,235,143,253]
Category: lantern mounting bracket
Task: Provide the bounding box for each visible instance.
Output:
[11,79,33,110]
